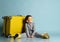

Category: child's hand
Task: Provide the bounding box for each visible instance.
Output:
[31,35,34,38]
[27,35,30,38]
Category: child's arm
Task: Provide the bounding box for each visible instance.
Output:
[32,23,35,36]
[25,23,30,37]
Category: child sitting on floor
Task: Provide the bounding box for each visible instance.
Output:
[25,15,35,38]
[25,15,49,38]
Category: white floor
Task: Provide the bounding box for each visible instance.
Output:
[0,33,60,42]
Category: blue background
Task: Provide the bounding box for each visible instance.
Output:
[0,0,60,36]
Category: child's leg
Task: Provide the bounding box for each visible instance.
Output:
[25,28,30,38]
[26,33,30,38]
[34,32,42,38]
[30,30,35,38]
[34,32,50,39]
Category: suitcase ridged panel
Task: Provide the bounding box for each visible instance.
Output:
[2,16,25,36]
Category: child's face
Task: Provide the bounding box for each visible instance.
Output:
[27,17,33,22]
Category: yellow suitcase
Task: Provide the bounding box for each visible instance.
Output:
[2,15,25,37]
